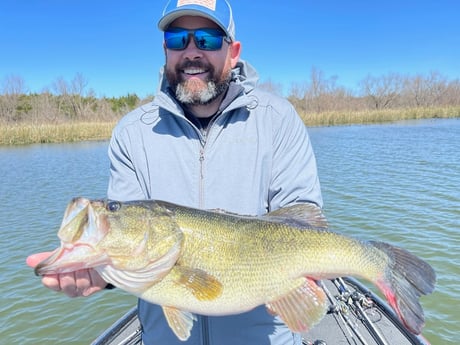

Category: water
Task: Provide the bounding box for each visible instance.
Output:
[1,119,458,344]
[309,119,460,345]
[0,142,138,344]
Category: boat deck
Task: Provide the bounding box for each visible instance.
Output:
[91,278,429,345]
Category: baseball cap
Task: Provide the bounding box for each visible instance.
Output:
[158,0,235,40]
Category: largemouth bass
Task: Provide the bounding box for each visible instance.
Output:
[35,197,436,341]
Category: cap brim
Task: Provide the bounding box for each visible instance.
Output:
[158,10,230,38]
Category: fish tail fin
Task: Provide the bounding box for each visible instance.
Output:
[370,241,436,334]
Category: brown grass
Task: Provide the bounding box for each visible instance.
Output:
[300,106,460,127]
[1,106,459,145]
[0,122,116,145]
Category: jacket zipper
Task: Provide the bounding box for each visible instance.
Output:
[199,147,206,209]
[197,114,220,209]
[198,123,212,344]
[172,114,206,209]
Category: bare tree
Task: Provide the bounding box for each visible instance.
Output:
[444,79,460,106]
[258,78,283,96]
[287,82,308,113]
[51,73,95,119]
[28,89,61,123]
[403,71,448,107]
[0,75,27,121]
[424,71,448,106]
[359,73,403,109]
[303,67,350,113]
[306,67,329,112]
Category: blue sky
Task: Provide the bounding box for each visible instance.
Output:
[1,0,459,97]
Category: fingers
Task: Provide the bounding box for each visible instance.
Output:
[83,269,109,297]
[26,251,54,268]
[41,274,62,292]
[73,269,103,297]
[27,252,107,298]
[61,271,83,297]
[49,269,107,298]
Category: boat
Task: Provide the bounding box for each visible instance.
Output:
[91,277,431,345]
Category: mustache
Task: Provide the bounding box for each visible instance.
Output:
[177,60,213,72]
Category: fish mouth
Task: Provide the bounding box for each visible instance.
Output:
[34,197,111,276]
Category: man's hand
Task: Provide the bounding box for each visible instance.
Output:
[26,252,108,297]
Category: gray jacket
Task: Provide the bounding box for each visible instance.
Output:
[107,60,322,345]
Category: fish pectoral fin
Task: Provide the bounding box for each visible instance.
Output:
[266,277,328,333]
[162,306,196,341]
[174,266,223,301]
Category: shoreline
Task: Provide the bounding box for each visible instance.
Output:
[1,106,459,145]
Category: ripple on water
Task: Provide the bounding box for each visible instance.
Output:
[2,120,459,344]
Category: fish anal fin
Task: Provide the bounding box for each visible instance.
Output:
[162,306,196,341]
[175,266,223,301]
[266,277,328,333]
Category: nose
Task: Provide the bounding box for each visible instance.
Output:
[182,36,204,60]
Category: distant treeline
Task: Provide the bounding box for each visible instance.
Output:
[0,73,151,124]
[1,69,460,124]
[259,67,460,113]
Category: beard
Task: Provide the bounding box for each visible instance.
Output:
[166,60,232,106]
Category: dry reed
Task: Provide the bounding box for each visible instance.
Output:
[1,106,459,145]
[0,122,116,145]
[300,106,460,127]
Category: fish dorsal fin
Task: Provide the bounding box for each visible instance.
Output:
[265,203,328,230]
[173,265,223,301]
[162,306,197,341]
[266,277,328,333]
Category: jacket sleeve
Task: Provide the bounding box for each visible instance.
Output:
[107,127,147,202]
[268,102,323,210]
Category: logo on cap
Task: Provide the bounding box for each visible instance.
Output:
[177,0,217,11]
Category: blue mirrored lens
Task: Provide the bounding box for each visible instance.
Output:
[164,30,188,50]
[164,28,225,51]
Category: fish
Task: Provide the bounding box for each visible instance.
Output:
[35,197,436,341]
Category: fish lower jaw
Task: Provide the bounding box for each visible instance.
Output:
[36,262,97,275]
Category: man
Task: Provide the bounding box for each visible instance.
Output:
[28,0,322,344]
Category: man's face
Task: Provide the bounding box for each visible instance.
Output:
[164,16,241,106]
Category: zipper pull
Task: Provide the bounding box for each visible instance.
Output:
[199,149,205,179]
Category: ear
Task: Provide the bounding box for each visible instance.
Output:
[229,41,242,68]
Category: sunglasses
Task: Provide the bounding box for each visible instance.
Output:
[164,27,231,51]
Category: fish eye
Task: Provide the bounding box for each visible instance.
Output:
[107,201,121,212]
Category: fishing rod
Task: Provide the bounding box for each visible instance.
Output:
[316,279,371,345]
[334,278,390,345]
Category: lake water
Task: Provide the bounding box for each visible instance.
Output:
[1,118,458,344]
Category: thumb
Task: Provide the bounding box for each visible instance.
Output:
[26,251,54,268]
